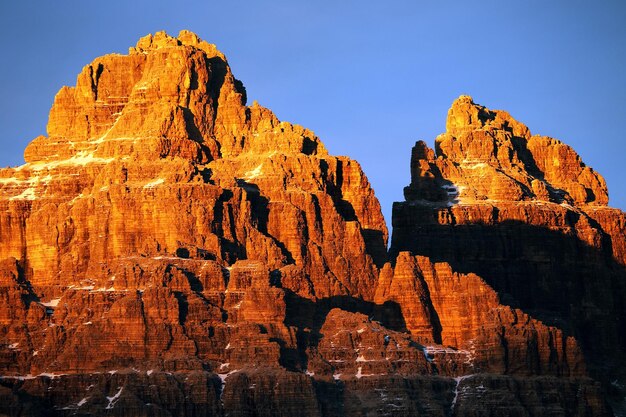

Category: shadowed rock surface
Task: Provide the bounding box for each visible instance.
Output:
[391,95,626,416]
[0,32,621,416]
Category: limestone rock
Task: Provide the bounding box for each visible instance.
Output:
[375,253,585,377]
[393,96,626,414]
[405,95,608,206]
[0,34,619,416]
[0,30,389,414]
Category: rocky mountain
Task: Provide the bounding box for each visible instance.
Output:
[0,31,623,416]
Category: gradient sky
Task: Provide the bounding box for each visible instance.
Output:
[1,1,624,232]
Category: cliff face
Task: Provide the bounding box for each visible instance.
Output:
[0,33,621,416]
[2,30,386,299]
[391,95,626,414]
[0,30,389,416]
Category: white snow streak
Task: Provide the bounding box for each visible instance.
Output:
[450,374,476,412]
[143,178,165,188]
[41,298,61,308]
[105,387,123,410]
[243,164,263,180]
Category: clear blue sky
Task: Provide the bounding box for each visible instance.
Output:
[1,1,625,230]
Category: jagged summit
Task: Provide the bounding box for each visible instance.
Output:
[25,29,326,168]
[445,95,531,138]
[405,96,608,206]
[130,30,227,60]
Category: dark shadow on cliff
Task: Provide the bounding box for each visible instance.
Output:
[0,378,49,417]
[319,158,389,267]
[237,179,295,264]
[361,228,387,268]
[390,215,626,383]
[213,189,247,263]
[320,159,357,222]
[281,290,408,370]
[14,259,40,308]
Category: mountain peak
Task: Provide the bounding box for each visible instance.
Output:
[21,30,326,168]
[407,97,609,206]
[446,95,531,139]
[130,30,226,61]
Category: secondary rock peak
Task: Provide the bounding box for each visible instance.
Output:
[446,95,530,139]
[408,97,608,206]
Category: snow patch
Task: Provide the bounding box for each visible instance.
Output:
[9,187,37,201]
[421,345,473,367]
[68,193,84,205]
[0,374,36,381]
[77,397,89,407]
[92,287,120,292]
[0,177,20,185]
[2,174,56,201]
[0,175,48,185]
[8,343,19,349]
[26,151,114,171]
[143,178,165,188]
[450,374,476,412]
[243,164,263,180]
[92,113,123,144]
[152,255,185,261]
[147,369,154,376]
[217,369,240,399]
[355,367,374,379]
[441,184,459,194]
[74,285,95,291]
[461,161,488,170]
[105,387,123,410]
[41,298,61,308]
[440,183,464,206]
[39,372,65,379]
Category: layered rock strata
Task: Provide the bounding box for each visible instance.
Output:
[391,95,626,415]
[0,30,390,416]
[0,33,619,416]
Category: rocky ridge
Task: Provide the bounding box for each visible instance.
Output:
[392,95,626,415]
[0,32,622,416]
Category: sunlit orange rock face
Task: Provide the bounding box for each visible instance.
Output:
[0,33,620,416]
